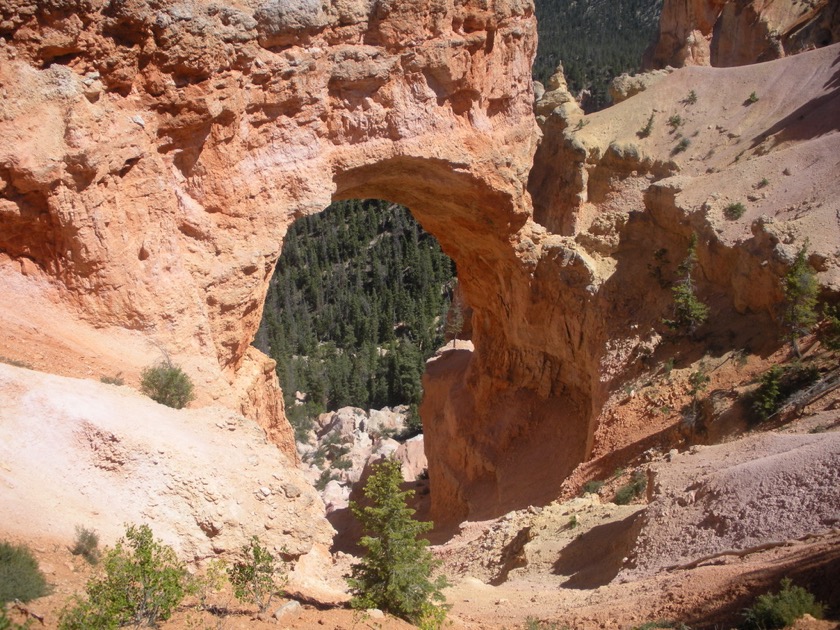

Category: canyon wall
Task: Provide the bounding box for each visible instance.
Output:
[0,0,540,470]
[1,0,587,520]
[2,0,839,525]
[647,0,840,68]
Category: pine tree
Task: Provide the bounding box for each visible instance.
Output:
[783,243,819,358]
[444,281,465,347]
[347,459,448,627]
[664,233,709,334]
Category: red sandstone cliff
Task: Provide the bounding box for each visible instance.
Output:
[646,0,840,68]
[0,0,538,468]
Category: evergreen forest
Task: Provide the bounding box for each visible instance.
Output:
[533,0,663,111]
[256,200,456,438]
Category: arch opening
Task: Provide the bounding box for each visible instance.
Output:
[255,196,472,541]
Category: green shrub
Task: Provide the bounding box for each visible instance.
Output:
[581,480,604,495]
[725,202,746,220]
[315,469,339,491]
[192,559,227,613]
[333,457,353,471]
[0,542,49,604]
[348,459,448,627]
[752,363,819,422]
[748,91,759,104]
[395,404,423,441]
[821,305,840,350]
[58,524,192,629]
[639,113,655,138]
[285,401,319,444]
[672,137,690,154]
[227,536,285,614]
[684,90,697,105]
[70,526,100,565]
[668,114,683,129]
[140,361,195,409]
[742,578,824,629]
[614,470,647,505]
[758,178,770,188]
[752,366,784,420]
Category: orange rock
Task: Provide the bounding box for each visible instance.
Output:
[646,0,840,69]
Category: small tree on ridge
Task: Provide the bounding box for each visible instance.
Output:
[664,233,709,335]
[783,243,819,358]
[347,459,448,627]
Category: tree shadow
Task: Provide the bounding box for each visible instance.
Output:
[749,55,840,149]
[552,511,644,589]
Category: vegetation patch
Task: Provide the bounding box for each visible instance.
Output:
[724,202,746,220]
[0,542,49,604]
[672,137,690,154]
[639,113,655,138]
[70,526,100,565]
[59,524,192,629]
[783,244,819,358]
[99,374,124,386]
[821,305,840,350]
[581,480,604,495]
[228,536,285,614]
[0,604,31,629]
[348,459,448,628]
[613,470,647,505]
[532,0,662,111]
[140,361,195,409]
[259,200,456,432]
[742,578,824,629]
[663,234,709,334]
[751,362,819,422]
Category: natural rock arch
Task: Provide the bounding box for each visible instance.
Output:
[0,0,600,522]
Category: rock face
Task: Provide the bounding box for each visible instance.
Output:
[296,405,425,512]
[1,0,839,529]
[527,41,840,518]
[0,362,334,574]
[646,0,840,68]
[0,0,538,470]
[621,432,840,579]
